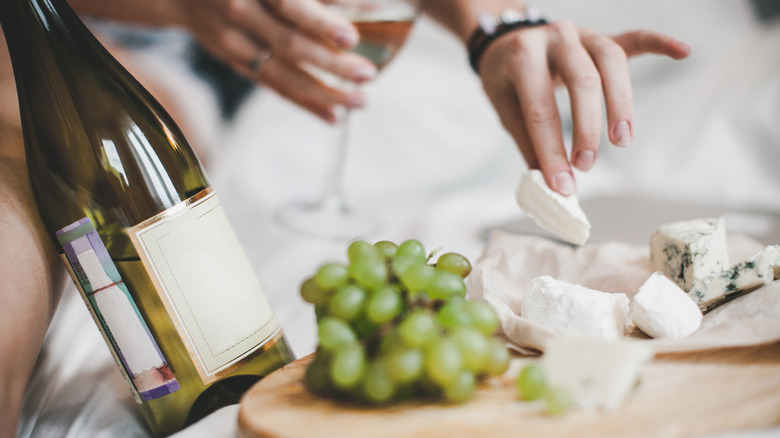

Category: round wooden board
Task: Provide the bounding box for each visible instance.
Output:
[238,343,780,438]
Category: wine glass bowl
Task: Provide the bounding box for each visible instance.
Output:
[276,0,420,240]
[337,1,418,71]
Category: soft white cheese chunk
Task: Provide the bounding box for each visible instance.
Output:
[688,245,775,311]
[630,272,703,339]
[764,244,780,279]
[542,336,653,411]
[515,169,590,246]
[521,276,630,340]
[649,217,729,292]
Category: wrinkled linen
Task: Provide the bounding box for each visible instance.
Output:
[17,1,780,437]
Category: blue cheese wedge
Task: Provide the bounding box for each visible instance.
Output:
[542,336,653,411]
[521,276,630,340]
[649,217,729,292]
[515,169,590,246]
[688,245,776,311]
[630,272,703,338]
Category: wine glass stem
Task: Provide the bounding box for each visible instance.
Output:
[321,108,353,208]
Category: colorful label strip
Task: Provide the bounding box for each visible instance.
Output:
[57,217,179,401]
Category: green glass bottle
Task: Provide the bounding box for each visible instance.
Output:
[0,0,294,435]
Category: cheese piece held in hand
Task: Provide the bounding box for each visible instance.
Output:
[630,272,703,338]
[521,276,630,341]
[650,217,729,292]
[542,336,653,411]
[515,169,590,245]
[688,245,776,311]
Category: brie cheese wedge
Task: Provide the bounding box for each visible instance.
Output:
[630,272,703,338]
[515,169,590,246]
[522,276,630,341]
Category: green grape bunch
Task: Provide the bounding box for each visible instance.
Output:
[300,239,510,405]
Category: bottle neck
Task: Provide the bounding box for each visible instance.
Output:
[1,0,211,233]
[0,0,77,39]
[0,0,90,83]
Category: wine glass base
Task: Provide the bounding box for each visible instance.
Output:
[276,197,379,240]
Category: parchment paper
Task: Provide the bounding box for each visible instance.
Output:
[467,229,780,354]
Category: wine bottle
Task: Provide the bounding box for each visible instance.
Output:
[0,0,294,435]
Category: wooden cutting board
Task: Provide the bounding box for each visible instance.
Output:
[238,342,780,438]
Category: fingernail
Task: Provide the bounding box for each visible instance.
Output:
[675,39,692,57]
[552,171,576,196]
[353,64,377,82]
[321,111,338,124]
[674,38,691,49]
[613,120,632,147]
[573,150,595,171]
[333,28,359,49]
[346,92,366,108]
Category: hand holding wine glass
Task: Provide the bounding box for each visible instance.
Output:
[277,0,420,239]
[68,0,379,123]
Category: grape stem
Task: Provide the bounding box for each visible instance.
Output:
[427,247,443,262]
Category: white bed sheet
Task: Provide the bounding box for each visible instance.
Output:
[18,1,780,436]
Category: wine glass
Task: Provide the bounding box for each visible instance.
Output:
[276,0,420,239]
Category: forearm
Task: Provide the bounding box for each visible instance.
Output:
[421,0,527,44]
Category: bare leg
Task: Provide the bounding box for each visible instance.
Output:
[0,129,67,438]
[0,29,68,438]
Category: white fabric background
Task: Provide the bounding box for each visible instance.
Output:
[18,1,780,436]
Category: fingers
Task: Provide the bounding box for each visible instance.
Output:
[484,82,538,170]
[252,58,367,123]
[584,29,691,147]
[262,0,359,49]
[612,30,691,60]
[581,31,634,147]
[479,22,690,197]
[196,23,266,72]
[182,0,379,122]
[549,22,603,172]
[268,31,378,82]
[502,28,577,196]
[227,0,378,83]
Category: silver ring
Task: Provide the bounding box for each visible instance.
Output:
[251,50,272,74]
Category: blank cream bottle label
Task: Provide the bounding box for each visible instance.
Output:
[130,188,281,384]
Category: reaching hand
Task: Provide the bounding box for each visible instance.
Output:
[69,0,380,123]
[476,21,691,195]
[177,0,380,123]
